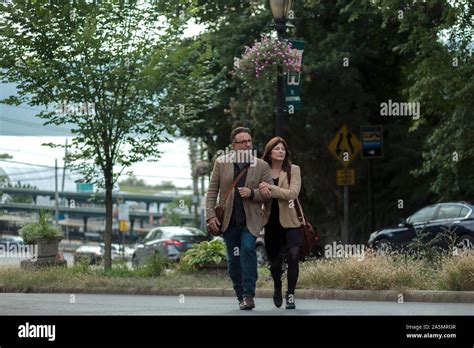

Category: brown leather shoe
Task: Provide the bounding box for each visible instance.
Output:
[239,296,255,310]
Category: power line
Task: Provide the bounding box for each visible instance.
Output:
[0,116,72,133]
[0,159,63,169]
[0,129,36,136]
[3,168,56,176]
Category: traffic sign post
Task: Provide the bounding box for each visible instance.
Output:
[361,125,383,158]
[328,125,361,244]
[337,168,355,186]
[328,124,361,167]
[361,125,383,235]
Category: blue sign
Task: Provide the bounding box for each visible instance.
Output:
[361,126,383,158]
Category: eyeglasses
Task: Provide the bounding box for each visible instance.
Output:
[233,140,252,145]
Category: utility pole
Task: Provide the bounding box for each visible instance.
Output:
[62,139,69,240]
[54,159,59,225]
[61,139,68,193]
[189,138,199,226]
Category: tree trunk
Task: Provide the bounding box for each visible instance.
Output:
[104,167,114,270]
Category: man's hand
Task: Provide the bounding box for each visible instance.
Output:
[207,217,221,234]
[238,187,251,198]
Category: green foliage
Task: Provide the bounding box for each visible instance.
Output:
[180,239,227,272]
[19,210,63,244]
[136,253,168,277]
[3,182,37,204]
[0,1,193,268]
[161,196,193,226]
[405,226,447,264]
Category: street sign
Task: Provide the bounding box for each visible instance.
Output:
[328,125,361,166]
[285,40,305,112]
[76,183,93,192]
[361,125,383,158]
[337,169,355,186]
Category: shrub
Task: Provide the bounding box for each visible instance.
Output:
[137,253,168,277]
[20,210,63,243]
[438,251,474,291]
[180,239,227,272]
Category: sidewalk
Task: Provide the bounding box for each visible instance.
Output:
[1,284,472,303]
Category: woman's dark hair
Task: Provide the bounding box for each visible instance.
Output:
[262,137,292,172]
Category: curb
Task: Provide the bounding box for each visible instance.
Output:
[0,285,472,303]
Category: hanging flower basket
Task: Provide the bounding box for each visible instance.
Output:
[232,35,301,85]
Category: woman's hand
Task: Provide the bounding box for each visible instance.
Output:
[258,183,272,199]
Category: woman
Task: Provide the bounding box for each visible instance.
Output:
[259,137,304,309]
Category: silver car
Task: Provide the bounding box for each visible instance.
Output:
[132,226,209,266]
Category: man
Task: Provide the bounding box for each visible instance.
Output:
[206,127,272,310]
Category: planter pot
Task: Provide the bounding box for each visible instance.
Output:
[197,261,228,270]
[33,237,62,259]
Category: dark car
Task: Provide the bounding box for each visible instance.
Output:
[132,226,209,266]
[368,202,474,251]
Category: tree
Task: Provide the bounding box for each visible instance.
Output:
[0,1,183,269]
[156,0,467,243]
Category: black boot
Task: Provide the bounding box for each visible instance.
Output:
[273,286,282,308]
[285,292,296,309]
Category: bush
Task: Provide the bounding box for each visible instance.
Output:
[136,253,167,277]
[180,239,227,272]
[20,210,63,243]
[298,250,430,290]
[438,251,474,291]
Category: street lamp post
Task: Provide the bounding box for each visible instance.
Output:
[269,0,293,137]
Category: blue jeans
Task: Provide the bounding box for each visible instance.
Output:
[223,225,258,298]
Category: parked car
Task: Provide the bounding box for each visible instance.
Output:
[0,235,27,251]
[368,202,474,251]
[74,245,103,265]
[132,226,209,266]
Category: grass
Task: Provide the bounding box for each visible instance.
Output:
[0,250,472,292]
[296,250,474,291]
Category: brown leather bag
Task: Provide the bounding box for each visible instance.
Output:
[287,167,318,259]
[208,165,249,236]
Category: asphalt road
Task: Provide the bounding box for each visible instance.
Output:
[0,293,473,315]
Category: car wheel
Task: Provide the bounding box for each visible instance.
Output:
[457,235,473,250]
[374,238,392,255]
[256,244,268,267]
[132,254,139,268]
